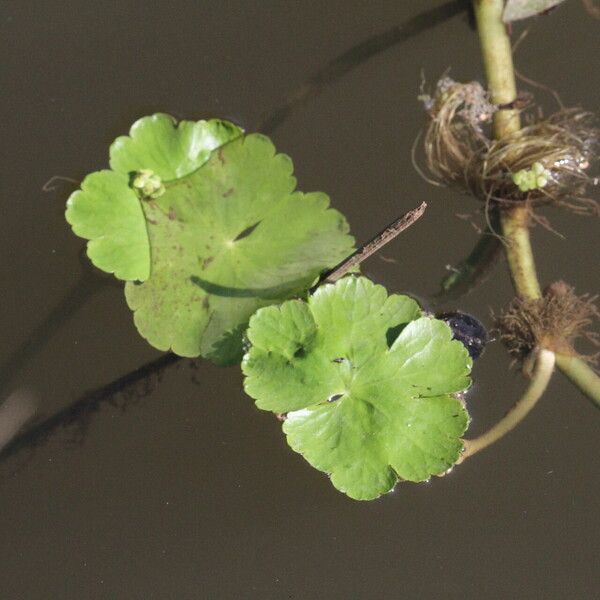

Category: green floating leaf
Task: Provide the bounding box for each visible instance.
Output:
[125,133,354,363]
[503,0,565,22]
[66,170,151,281]
[110,113,243,181]
[242,276,472,500]
[65,114,242,281]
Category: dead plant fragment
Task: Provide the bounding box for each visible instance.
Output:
[495,281,600,366]
[420,77,599,217]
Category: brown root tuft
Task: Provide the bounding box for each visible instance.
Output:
[495,281,600,365]
[420,78,600,217]
[420,77,495,190]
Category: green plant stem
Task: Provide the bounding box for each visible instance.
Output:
[473,0,520,139]
[463,348,555,458]
[474,1,542,298]
[473,0,600,406]
[499,208,542,300]
[555,353,600,409]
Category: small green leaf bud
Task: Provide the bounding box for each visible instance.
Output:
[512,162,551,193]
[132,169,165,200]
[532,162,545,176]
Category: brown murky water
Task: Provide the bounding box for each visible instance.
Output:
[1,1,599,598]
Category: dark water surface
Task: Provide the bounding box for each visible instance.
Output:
[1,1,599,598]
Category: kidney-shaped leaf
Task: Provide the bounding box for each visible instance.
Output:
[242,276,472,500]
[66,114,243,282]
[124,133,354,363]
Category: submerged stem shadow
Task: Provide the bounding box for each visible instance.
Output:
[0,353,180,468]
[0,257,117,399]
[259,0,468,134]
[432,211,503,305]
[1,1,468,467]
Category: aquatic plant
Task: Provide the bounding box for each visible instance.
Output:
[65,110,479,497]
[243,277,472,499]
[66,114,354,364]
[7,0,596,499]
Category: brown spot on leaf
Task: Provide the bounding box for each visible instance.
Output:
[217,148,225,165]
[222,188,234,198]
[202,297,210,310]
[168,208,177,220]
[202,256,214,269]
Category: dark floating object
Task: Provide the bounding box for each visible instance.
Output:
[437,311,489,360]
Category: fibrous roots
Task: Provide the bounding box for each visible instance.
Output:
[420,77,599,218]
[496,281,600,365]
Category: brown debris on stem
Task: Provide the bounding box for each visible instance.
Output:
[496,281,600,365]
[419,77,600,218]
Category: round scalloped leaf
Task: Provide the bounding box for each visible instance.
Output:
[110,113,243,181]
[125,133,354,364]
[65,170,151,281]
[242,276,472,500]
[65,114,242,282]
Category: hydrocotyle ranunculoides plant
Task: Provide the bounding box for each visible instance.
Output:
[66,114,355,364]
[242,276,473,500]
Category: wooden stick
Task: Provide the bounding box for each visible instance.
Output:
[313,202,427,290]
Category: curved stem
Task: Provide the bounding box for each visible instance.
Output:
[463,348,555,458]
[555,353,600,409]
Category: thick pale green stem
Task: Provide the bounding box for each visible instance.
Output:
[463,349,555,457]
[500,209,542,300]
[555,353,600,409]
[473,0,600,405]
[473,0,520,138]
[474,0,542,300]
